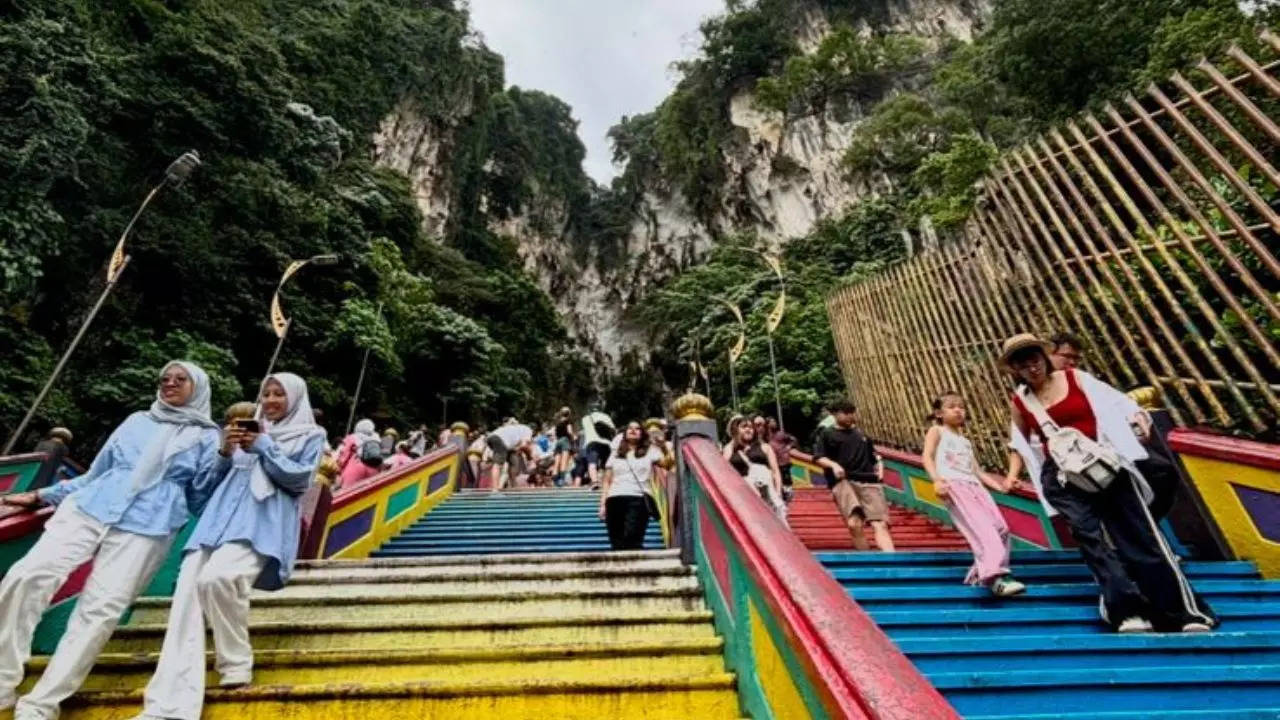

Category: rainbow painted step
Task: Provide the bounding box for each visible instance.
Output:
[375,488,663,556]
[8,549,741,720]
[816,549,1280,718]
[789,487,970,551]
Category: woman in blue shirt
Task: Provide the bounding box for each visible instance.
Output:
[0,361,221,720]
[135,372,324,720]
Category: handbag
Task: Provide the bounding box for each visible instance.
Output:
[622,454,661,519]
[1018,385,1122,493]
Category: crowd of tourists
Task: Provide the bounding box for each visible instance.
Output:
[0,326,1222,718]
[805,331,1216,634]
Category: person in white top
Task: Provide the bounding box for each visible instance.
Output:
[597,421,668,550]
[922,392,1026,597]
[485,421,533,491]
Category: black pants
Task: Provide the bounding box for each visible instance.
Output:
[1041,462,1217,631]
[779,463,793,488]
[605,495,649,550]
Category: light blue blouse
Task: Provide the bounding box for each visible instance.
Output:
[38,412,221,537]
[185,433,324,590]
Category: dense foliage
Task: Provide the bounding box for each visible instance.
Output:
[0,0,596,453]
[614,0,1277,438]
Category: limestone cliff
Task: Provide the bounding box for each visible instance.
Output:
[374,0,990,371]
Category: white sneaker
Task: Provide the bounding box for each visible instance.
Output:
[1181,621,1212,633]
[990,577,1027,597]
[219,672,252,688]
[1117,616,1154,633]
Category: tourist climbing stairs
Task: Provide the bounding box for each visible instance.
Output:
[816,549,1280,719]
[19,488,740,719]
[789,486,969,550]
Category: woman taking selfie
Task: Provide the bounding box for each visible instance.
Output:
[1001,333,1215,633]
[597,421,667,550]
[135,373,325,720]
[0,361,221,720]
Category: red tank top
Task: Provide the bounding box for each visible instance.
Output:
[1012,370,1098,453]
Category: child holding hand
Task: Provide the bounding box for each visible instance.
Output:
[922,391,1027,597]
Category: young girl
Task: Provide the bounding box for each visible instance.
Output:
[922,391,1026,597]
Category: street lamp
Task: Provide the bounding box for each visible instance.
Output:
[3,150,202,455]
[260,253,339,391]
[344,301,384,436]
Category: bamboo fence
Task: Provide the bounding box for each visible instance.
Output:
[827,31,1280,468]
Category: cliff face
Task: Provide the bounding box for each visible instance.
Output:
[375,0,990,370]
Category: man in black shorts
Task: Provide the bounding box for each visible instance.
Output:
[814,401,894,552]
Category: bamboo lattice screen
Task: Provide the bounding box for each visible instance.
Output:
[827,31,1280,468]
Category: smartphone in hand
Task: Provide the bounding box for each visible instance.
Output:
[235,419,261,433]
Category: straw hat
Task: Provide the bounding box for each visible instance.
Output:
[48,427,73,443]
[998,333,1055,374]
[450,421,470,433]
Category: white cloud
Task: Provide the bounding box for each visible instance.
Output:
[466,0,724,184]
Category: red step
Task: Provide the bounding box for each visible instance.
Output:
[788,487,969,552]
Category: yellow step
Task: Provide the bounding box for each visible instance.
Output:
[129,590,704,624]
[292,554,687,581]
[27,674,742,720]
[105,613,718,653]
[20,639,727,694]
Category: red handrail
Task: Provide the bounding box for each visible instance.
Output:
[684,436,958,720]
[1168,429,1280,472]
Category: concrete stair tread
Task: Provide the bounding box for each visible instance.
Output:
[817,550,1084,565]
[40,638,728,669]
[930,663,1280,688]
[844,579,1280,600]
[298,548,679,569]
[967,710,1280,720]
[57,672,741,718]
[286,564,695,585]
[831,562,1259,582]
[117,610,717,636]
[130,582,702,606]
[898,630,1280,653]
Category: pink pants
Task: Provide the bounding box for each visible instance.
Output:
[943,481,1012,586]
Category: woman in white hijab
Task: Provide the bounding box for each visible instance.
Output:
[133,373,325,720]
[0,361,221,720]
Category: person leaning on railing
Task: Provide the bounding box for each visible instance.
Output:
[132,372,325,720]
[1001,333,1217,634]
[0,361,222,720]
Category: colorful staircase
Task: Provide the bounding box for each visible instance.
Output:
[375,488,663,556]
[789,487,968,550]
[817,548,1280,719]
[20,548,738,719]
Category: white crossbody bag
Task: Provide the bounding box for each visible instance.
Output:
[1018,386,1122,493]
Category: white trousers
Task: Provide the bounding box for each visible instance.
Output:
[0,499,171,720]
[142,542,265,720]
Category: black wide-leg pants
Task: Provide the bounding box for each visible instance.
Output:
[1041,462,1217,631]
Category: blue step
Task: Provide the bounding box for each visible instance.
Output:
[373,489,665,558]
[818,548,1280,718]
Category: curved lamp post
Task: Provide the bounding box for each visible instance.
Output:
[727,247,789,431]
[3,151,202,455]
[258,253,339,399]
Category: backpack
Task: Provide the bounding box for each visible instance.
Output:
[358,437,384,467]
[1018,385,1122,493]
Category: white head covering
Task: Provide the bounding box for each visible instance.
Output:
[353,418,376,438]
[241,373,325,500]
[129,361,218,494]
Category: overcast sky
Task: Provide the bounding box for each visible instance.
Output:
[467,0,725,184]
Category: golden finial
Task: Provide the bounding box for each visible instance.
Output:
[1127,386,1161,410]
[671,393,714,421]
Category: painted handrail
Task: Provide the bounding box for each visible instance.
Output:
[683,435,958,720]
[303,444,460,559]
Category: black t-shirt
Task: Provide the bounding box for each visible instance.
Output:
[815,426,880,486]
[555,420,573,439]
